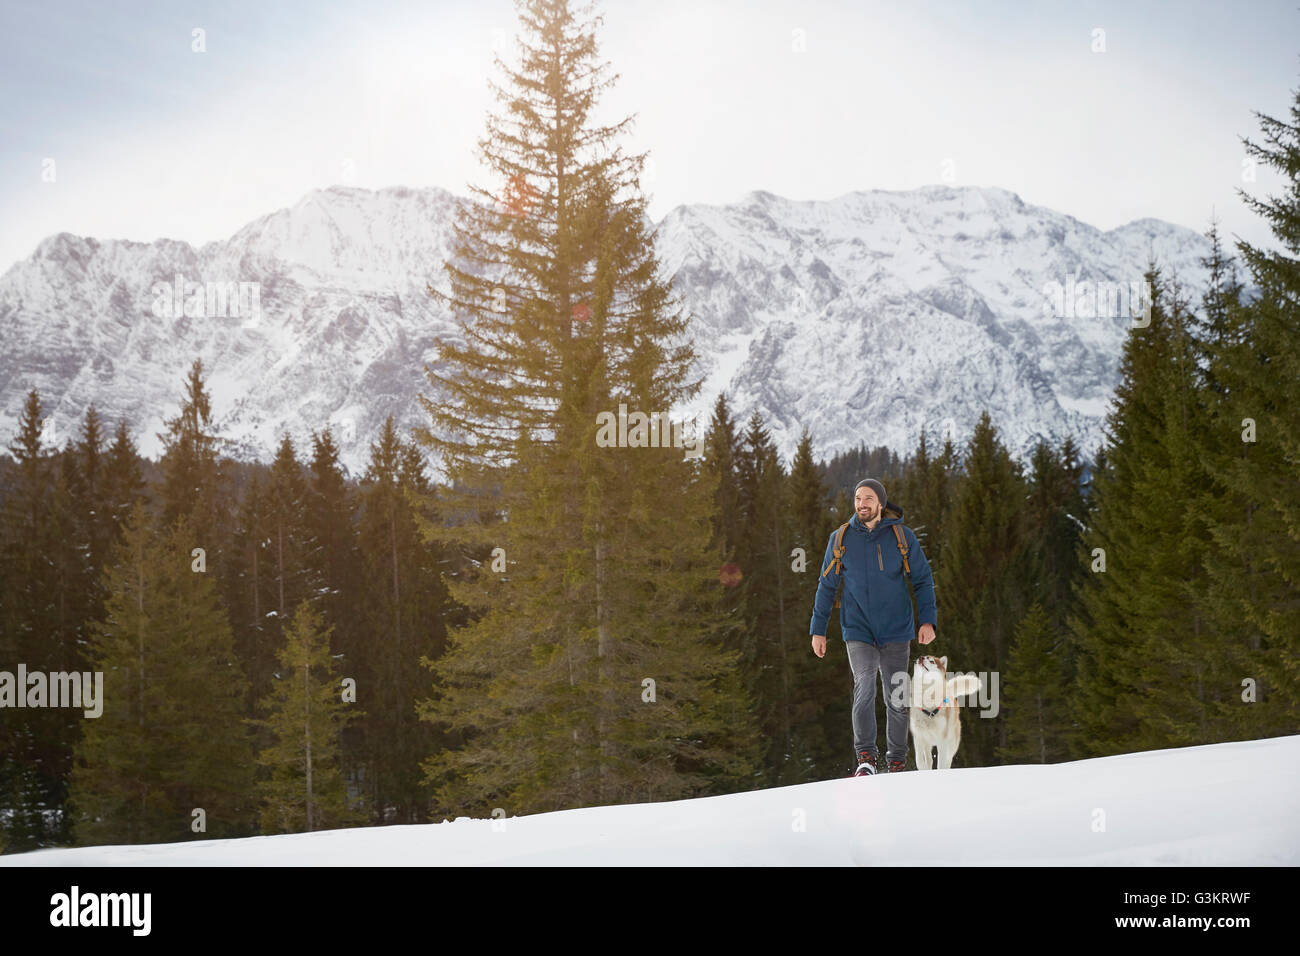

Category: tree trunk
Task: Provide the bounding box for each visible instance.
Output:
[277,516,285,618]
[1037,694,1046,764]
[773,512,790,772]
[137,537,146,827]
[305,655,313,831]
[595,525,611,805]
[569,648,582,803]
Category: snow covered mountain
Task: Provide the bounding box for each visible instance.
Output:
[4,735,1295,865]
[661,186,1214,465]
[0,184,1215,476]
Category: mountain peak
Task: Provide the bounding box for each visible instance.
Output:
[0,182,1215,474]
[1108,217,1183,235]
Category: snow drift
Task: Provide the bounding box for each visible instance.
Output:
[4,735,1295,866]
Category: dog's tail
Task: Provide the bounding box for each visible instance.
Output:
[946,673,983,700]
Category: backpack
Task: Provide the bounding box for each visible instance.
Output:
[821,517,918,623]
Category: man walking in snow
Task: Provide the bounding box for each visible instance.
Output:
[810,478,938,777]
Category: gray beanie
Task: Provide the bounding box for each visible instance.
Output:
[854,478,887,507]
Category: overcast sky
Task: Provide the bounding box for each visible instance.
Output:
[1,0,1296,271]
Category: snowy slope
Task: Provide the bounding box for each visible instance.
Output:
[4,735,1295,866]
[0,184,1216,474]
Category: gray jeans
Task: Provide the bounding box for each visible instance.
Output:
[847,639,911,763]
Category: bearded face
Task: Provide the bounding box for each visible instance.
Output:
[855,486,880,523]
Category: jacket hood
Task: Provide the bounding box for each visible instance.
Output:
[850,502,904,532]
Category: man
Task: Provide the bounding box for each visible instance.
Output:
[810,478,938,777]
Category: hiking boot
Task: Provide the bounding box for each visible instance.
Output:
[853,751,877,777]
[887,758,908,773]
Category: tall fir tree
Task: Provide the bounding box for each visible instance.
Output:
[68,504,255,845]
[1209,89,1300,734]
[157,358,225,546]
[895,427,959,580]
[76,404,114,585]
[786,428,846,780]
[997,602,1071,764]
[356,417,450,824]
[415,0,755,814]
[1186,222,1275,741]
[0,389,69,848]
[701,393,748,704]
[156,357,242,697]
[303,429,362,675]
[704,392,745,563]
[35,443,95,841]
[1067,268,1225,757]
[788,428,832,551]
[249,599,364,834]
[102,418,145,539]
[734,412,797,783]
[1020,437,1087,635]
[939,409,1029,767]
[265,434,310,648]
[230,469,276,713]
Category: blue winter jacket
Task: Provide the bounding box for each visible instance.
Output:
[809,504,938,646]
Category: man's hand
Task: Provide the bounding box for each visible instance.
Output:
[918,623,936,645]
[811,634,827,658]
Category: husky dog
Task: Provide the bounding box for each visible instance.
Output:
[908,655,982,770]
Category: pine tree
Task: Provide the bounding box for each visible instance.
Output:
[356,417,450,824]
[228,467,276,718]
[156,358,241,690]
[302,430,363,689]
[415,0,755,814]
[157,358,224,545]
[249,599,363,834]
[786,427,846,780]
[704,393,745,561]
[266,434,309,644]
[734,414,775,678]
[34,444,95,841]
[939,409,1029,766]
[1187,223,1276,742]
[1133,274,1230,750]
[1021,437,1087,632]
[0,389,67,848]
[76,404,114,582]
[1209,89,1300,734]
[735,412,797,783]
[1,389,50,650]
[102,418,145,540]
[896,427,959,579]
[701,393,747,707]
[1067,268,1222,757]
[997,602,1071,764]
[68,505,255,845]
[788,428,831,550]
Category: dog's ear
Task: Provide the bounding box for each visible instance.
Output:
[939,655,948,670]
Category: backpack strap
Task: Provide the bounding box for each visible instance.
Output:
[823,521,850,608]
[894,523,921,638]
[892,524,911,576]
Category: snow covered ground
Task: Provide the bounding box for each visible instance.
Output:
[5,735,1296,866]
